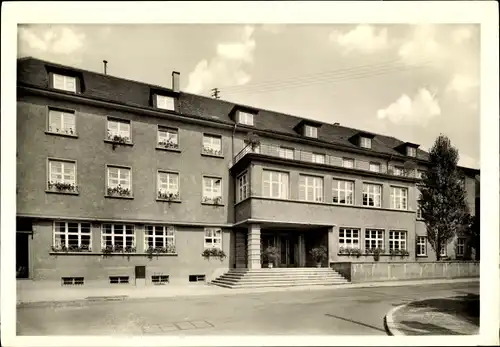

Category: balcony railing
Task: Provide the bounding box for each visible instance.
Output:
[231,143,418,178]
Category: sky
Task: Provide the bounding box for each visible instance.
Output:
[17,23,480,169]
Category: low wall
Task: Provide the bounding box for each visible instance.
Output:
[331,261,479,283]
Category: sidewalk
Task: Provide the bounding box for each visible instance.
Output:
[384,293,479,335]
[16,277,478,307]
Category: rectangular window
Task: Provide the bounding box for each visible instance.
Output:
[299,175,323,202]
[107,119,131,142]
[312,153,326,164]
[202,177,222,203]
[52,73,77,92]
[339,228,359,250]
[152,275,169,285]
[389,230,407,251]
[109,276,129,284]
[391,186,408,210]
[157,127,179,149]
[369,162,381,173]
[204,228,222,249]
[332,179,354,205]
[156,95,175,111]
[189,275,206,282]
[407,147,417,157]
[238,111,254,126]
[343,158,354,169]
[62,277,84,286]
[365,229,384,250]
[237,172,249,202]
[360,137,371,149]
[53,221,91,251]
[262,170,289,199]
[157,171,179,200]
[101,224,135,251]
[457,238,465,256]
[145,225,175,252]
[279,147,294,160]
[48,159,77,192]
[107,166,132,196]
[417,236,427,256]
[48,109,76,135]
[304,125,318,138]
[392,166,404,176]
[363,183,382,207]
[416,189,423,219]
[202,134,222,156]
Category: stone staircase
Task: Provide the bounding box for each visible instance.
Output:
[210,267,349,289]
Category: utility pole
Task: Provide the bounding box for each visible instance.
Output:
[211,88,220,99]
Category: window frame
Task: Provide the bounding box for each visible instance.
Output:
[312,153,326,164]
[157,126,179,150]
[47,158,78,193]
[144,225,176,252]
[155,94,175,111]
[332,178,354,205]
[416,236,427,257]
[51,73,77,93]
[47,107,77,136]
[342,158,355,169]
[236,171,249,203]
[456,238,466,256]
[262,170,289,199]
[360,137,372,149]
[362,183,382,208]
[338,227,360,250]
[157,170,180,200]
[304,125,318,138]
[299,174,324,202]
[389,230,407,251]
[390,186,408,210]
[101,224,136,252]
[202,176,223,204]
[237,111,254,126]
[106,118,132,142]
[369,162,381,173]
[365,229,384,250]
[202,133,223,156]
[106,165,132,197]
[204,228,222,249]
[53,221,92,251]
[278,147,294,160]
[407,146,417,157]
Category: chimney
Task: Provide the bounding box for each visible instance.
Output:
[172,71,180,93]
[333,122,340,126]
[103,60,108,75]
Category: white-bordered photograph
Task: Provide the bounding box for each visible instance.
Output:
[1,1,499,346]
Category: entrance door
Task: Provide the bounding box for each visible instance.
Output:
[279,234,297,267]
[16,233,30,279]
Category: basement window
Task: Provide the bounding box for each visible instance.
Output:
[189,274,206,283]
[109,276,129,284]
[152,275,169,285]
[61,277,84,286]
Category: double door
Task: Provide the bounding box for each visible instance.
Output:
[262,233,298,267]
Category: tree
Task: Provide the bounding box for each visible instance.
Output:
[418,135,470,261]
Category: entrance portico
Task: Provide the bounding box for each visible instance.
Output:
[234,220,336,269]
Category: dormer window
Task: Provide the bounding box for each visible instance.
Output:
[237,111,254,126]
[156,95,175,111]
[407,146,417,157]
[304,125,318,138]
[360,137,372,149]
[52,73,77,93]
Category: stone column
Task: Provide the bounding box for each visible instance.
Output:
[328,226,336,263]
[247,224,262,269]
[298,233,306,267]
[235,230,247,268]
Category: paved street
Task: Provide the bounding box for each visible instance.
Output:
[17,282,478,336]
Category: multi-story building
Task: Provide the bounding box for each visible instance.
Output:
[16,57,479,286]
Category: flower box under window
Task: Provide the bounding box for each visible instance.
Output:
[157,191,180,201]
[202,147,222,156]
[48,181,79,193]
[157,140,179,150]
[202,196,223,205]
[107,185,132,197]
[51,244,91,253]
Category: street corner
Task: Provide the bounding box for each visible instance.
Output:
[384,294,480,336]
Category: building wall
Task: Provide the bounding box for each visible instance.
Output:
[30,220,231,284]
[17,96,234,224]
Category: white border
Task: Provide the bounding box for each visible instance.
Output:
[2,1,499,346]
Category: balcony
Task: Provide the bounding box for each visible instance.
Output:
[231,143,418,179]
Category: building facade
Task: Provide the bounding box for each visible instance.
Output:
[16,57,479,286]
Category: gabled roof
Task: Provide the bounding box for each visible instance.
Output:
[16,56,480,172]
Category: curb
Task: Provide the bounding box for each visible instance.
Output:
[17,277,479,308]
[384,303,407,336]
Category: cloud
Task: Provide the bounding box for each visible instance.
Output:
[377,88,441,126]
[446,73,479,95]
[19,26,85,55]
[398,25,441,65]
[186,25,256,94]
[329,25,389,54]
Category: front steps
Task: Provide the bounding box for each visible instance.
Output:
[211,267,349,289]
